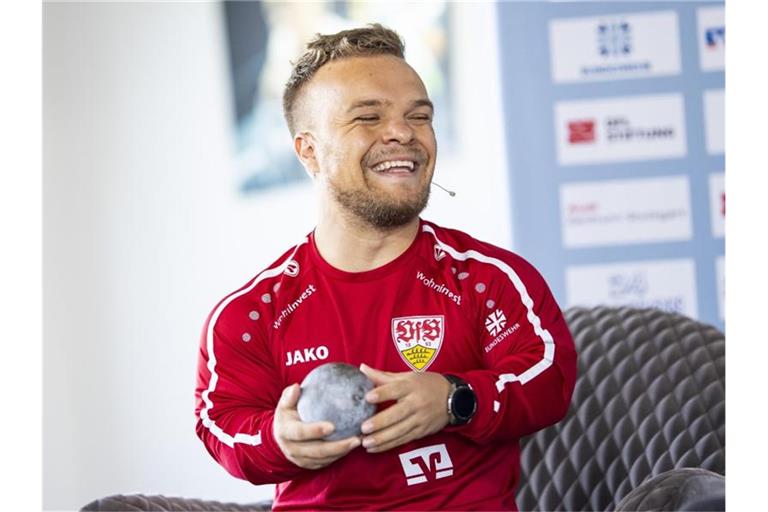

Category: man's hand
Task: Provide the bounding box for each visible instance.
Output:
[272,383,361,470]
[359,364,451,453]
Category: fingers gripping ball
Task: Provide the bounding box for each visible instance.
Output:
[297,362,376,441]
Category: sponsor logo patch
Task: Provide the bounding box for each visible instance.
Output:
[273,284,316,329]
[485,309,507,337]
[416,271,462,306]
[399,444,454,486]
[285,345,329,367]
[391,316,444,372]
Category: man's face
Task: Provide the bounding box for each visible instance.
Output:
[297,55,437,229]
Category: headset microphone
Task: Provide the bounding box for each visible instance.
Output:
[432,182,456,197]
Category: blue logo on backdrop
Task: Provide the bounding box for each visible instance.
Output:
[598,21,632,56]
[581,20,650,77]
[705,26,725,48]
[609,272,648,299]
[608,271,684,313]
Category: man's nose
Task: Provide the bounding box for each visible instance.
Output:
[381,118,415,144]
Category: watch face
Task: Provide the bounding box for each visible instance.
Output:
[452,387,476,420]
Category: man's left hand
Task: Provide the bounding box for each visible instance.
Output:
[359,363,451,453]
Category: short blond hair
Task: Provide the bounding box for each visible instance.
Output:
[282,24,405,136]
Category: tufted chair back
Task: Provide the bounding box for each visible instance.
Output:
[515,306,725,511]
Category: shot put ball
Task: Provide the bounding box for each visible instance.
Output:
[296,362,376,441]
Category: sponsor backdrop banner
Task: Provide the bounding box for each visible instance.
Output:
[496,1,724,330]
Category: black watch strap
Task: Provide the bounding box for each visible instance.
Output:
[444,374,477,426]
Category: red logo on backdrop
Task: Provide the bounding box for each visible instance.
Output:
[568,120,596,144]
[720,192,725,217]
[391,316,444,372]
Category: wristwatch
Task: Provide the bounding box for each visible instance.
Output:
[444,374,477,425]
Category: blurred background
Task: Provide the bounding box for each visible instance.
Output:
[42,1,723,510]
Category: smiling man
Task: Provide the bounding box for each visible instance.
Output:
[195,25,577,511]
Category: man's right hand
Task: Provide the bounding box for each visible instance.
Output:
[273,383,361,470]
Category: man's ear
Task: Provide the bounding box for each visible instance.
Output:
[294,132,319,178]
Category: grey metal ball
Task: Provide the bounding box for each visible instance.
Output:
[297,362,376,441]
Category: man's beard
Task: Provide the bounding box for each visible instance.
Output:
[330,177,431,230]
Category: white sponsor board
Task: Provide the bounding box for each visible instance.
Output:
[566,259,698,318]
[555,94,687,166]
[703,89,725,155]
[549,10,681,83]
[709,172,725,238]
[697,6,725,71]
[560,175,692,248]
[715,256,725,321]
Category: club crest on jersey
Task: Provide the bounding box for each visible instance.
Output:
[391,315,444,372]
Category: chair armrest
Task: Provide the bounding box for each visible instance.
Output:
[80,494,273,511]
[615,468,724,512]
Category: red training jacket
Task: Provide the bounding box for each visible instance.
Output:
[195,219,577,510]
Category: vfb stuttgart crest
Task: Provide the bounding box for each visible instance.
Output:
[391,315,444,372]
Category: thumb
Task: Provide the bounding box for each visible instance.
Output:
[277,383,300,410]
[360,363,396,385]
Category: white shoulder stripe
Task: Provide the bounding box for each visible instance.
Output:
[199,238,308,448]
[422,225,555,396]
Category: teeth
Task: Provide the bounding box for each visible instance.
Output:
[371,160,416,172]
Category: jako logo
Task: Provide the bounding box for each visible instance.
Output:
[285,345,329,367]
[398,444,454,486]
[568,120,596,144]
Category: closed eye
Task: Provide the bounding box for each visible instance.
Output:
[355,115,380,122]
[409,114,432,122]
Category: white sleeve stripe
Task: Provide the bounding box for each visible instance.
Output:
[199,238,308,448]
[422,225,555,397]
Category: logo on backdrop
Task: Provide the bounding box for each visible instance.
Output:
[555,94,687,165]
[565,259,698,318]
[568,120,596,144]
[391,316,444,372]
[604,116,675,143]
[597,21,632,56]
[716,256,725,322]
[697,6,725,71]
[708,173,725,238]
[548,11,680,83]
[705,26,725,49]
[606,270,685,313]
[703,89,725,155]
[559,176,693,248]
[399,444,454,486]
[608,272,649,299]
